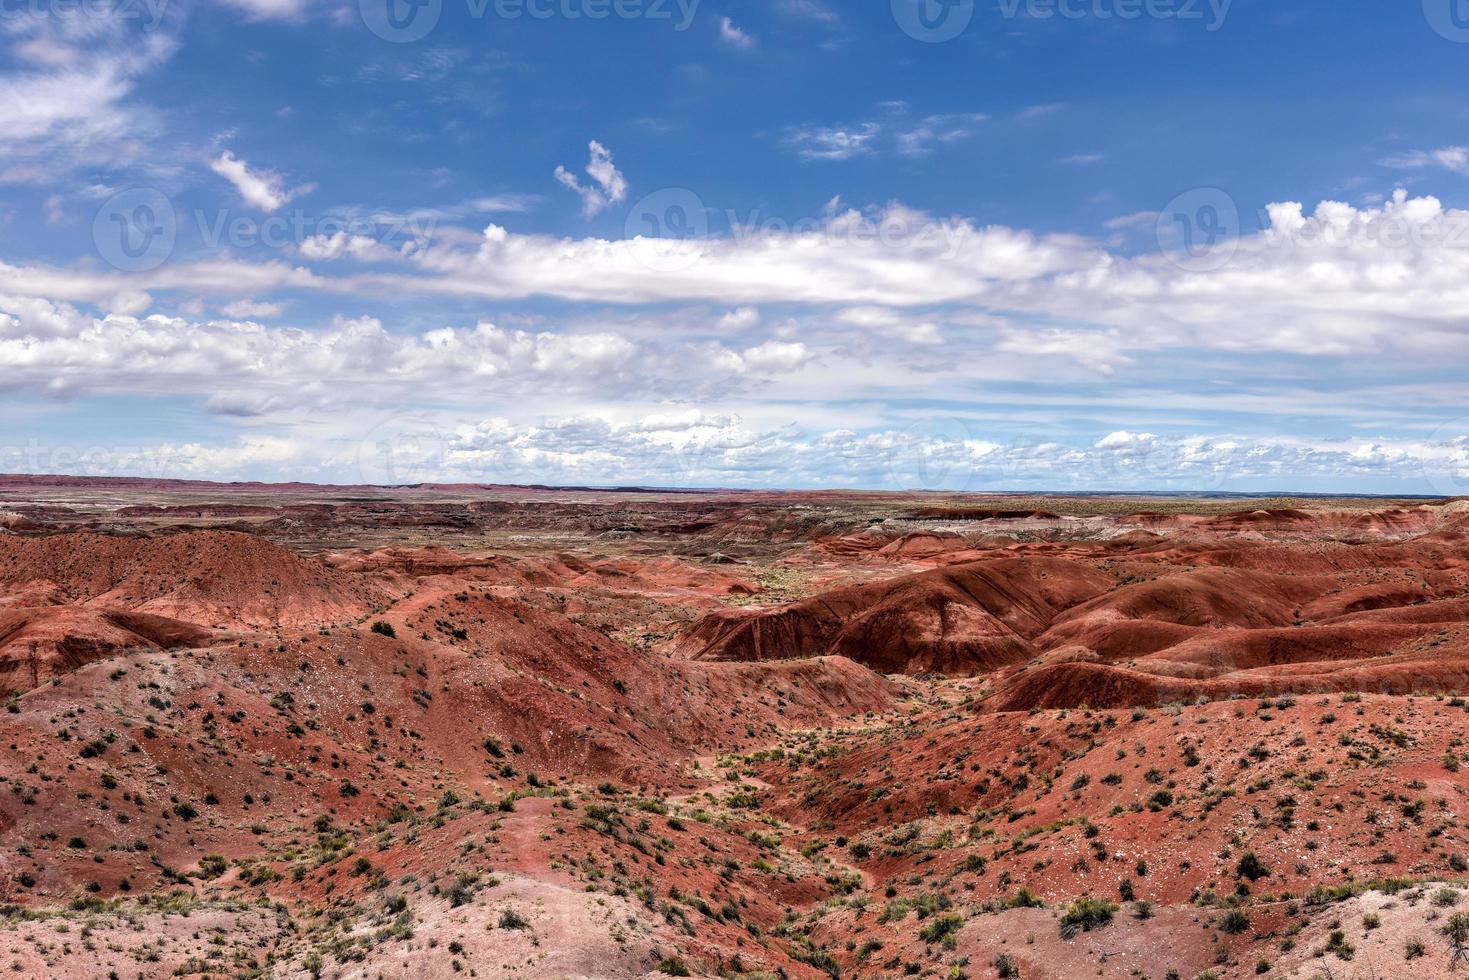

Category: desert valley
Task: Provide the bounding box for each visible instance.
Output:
[0,477,1467,978]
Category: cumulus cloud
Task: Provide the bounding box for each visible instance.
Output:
[8,184,1469,488]
[326,412,1469,492]
[210,151,310,212]
[12,190,1469,367]
[11,407,1467,490]
[719,306,761,330]
[554,140,628,217]
[0,298,826,412]
[0,434,302,481]
[323,190,1469,364]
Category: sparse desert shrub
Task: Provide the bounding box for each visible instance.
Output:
[498,907,530,930]
[1325,929,1355,960]
[197,854,228,879]
[1010,888,1045,909]
[1236,851,1270,881]
[918,912,964,947]
[1059,897,1117,937]
[1220,908,1250,934]
[370,621,396,638]
[1444,911,1469,948]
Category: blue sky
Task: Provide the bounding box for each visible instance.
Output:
[3,0,1469,492]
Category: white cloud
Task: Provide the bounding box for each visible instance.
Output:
[218,300,285,320]
[0,10,176,183]
[334,414,1469,491]
[210,151,309,212]
[13,189,1469,371]
[895,113,987,157]
[784,123,880,161]
[554,140,628,217]
[995,327,1132,375]
[780,0,839,22]
[8,404,1467,490]
[1104,210,1158,231]
[735,340,812,373]
[215,0,315,20]
[0,299,795,410]
[719,306,761,329]
[835,306,942,344]
[299,232,400,262]
[1019,103,1066,120]
[1381,146,1469,176]
[719,17,756,48]
[321,190,1469,365]
[789,106,985,161]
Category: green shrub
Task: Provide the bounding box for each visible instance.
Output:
[1060,897,1117,937]
[918,912,964,947]
[1220,908,1251,934]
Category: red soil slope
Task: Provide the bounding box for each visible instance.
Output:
[0,605,212,695]
[0,529,394,628]
[676,556,1115,674]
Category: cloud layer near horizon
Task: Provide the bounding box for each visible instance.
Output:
[5,189,1469,489]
